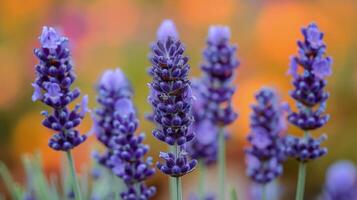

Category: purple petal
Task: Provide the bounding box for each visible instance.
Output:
[80,95,89,116]
[157,19,179,41]
[305,23,323,49]
[31,83,43,102]
[195,120,217,145]
[250,128,271,149]
[287,56,298,78]
[246,154,260,169]
[207,25,230,45]
[115,98,134,117]
[312,57,332,79]
[159,152,170,160]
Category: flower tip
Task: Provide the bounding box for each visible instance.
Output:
[39,26,65,49]
[157,19,179,41]
[207,25,231,45]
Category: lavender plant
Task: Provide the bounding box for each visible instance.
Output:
[32,26,89,200]
[148,19,197,200]
[197,25,239,199]
[245,88,286,199]
[286,23,332,200]
[321,160,357,200]
[94,69,156,199]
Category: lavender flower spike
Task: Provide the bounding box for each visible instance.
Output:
[198,25,239,200]
[148,19,197,178]
[93,68,131,170]
[322,160,357,200]
[94,69,156,199]
[32,26,88,151]
[111,98,156,200]
[199,25,239,126]
[286,23,331,162]
[287,23,332,200]
[245,88,287,184]
[32,26,86,200]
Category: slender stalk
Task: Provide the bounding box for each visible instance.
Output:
[198,160,206,200]
[170,146,177,200]
[66,151,82,200]
[218,128,226,200]
[295,162,306,200]
[173,144,182,200]
[295,131,309,200]
[262,184,267,200]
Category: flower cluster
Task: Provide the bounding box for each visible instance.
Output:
[32,26,88,151]
[94,69,156,199]
[148,20,197,177]
[198,26,239,126]
[111,98,156,200]
[322,161,357,200]
[245,88,286,184]
[287,23,332,162]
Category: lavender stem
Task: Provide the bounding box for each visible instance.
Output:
[218,128,226,200]
[173,144,182,200]
[295,131,308,200]
[262,184,267,200]
[198,160,206,200]
[66,151,82,200]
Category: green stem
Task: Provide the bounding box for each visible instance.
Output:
[170,146,177,200]
[66,151,82,200]
[198,160,206,200]
[295,162,306,200]
[218,128,226,200]
[173,144,182,200]
[295,131,309,200]
[262,184,267,200]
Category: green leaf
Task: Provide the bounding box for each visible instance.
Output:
[230,187,238,200]
[0,161,23,199]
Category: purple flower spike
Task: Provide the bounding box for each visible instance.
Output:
[245,88,287,184]
[199,25,239,126]
[94,69,156,199]
[148,19,197,177]
[322,161,357,200]
[32,26,87,151]
[286,23,332,162]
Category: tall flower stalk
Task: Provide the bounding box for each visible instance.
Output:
[32,26,89,200]
[94,69,156,199]
[286,23,332,200]
[198,26,239,199]
[148,20,197,200]
[245,88,286,200]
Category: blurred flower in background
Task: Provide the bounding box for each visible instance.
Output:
[1,0,357,199]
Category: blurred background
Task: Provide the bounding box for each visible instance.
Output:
[0,0,356,199]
